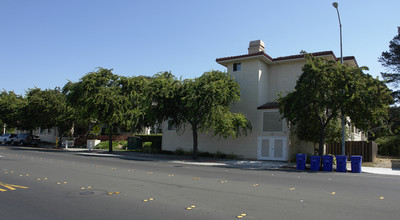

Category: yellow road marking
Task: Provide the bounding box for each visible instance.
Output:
[0,182,29,192]
[186,205,196,210]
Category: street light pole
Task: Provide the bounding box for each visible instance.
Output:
[333,2,345,156]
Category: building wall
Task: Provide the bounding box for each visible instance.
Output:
[161,55,360,160]
[36,128,58,143]
[163,58,265,159]
[162,58,297,160]
[268,60,304,102]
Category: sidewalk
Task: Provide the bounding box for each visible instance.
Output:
[64,148,400,176]
[359,166,400,176]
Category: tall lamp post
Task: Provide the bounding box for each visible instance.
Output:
[332,2,345,156]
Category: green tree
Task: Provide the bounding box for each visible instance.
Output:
[119,75,150,132]
[19,88,75,147]
[63,68,147,152]
[0,90,26,131]
[292,114,342,147]
[379,26,400,102]
[279,55,392,156]
[147,70,251,158]
[145,72,182,127]
[389,106,400,135]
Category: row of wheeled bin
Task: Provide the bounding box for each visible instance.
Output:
[296,154,362,173]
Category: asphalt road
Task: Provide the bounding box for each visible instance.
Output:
[1,146,400,220]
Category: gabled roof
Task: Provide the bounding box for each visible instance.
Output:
[216,51,358,66]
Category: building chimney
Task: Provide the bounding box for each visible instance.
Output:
[248,40,265,54]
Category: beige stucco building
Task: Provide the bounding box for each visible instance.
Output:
[162,40,364,161]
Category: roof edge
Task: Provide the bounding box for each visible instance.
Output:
[216,51,358,66]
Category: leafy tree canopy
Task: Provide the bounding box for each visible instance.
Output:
[279,55,392,155]
[0,90,26,130]
[18,88,75,145]
[379,26,400,102]
[147,70,251,158]
[63,68,148,152]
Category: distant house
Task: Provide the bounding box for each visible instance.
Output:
[162,40,366,161]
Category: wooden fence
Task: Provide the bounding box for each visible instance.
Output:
[326,141,377,162]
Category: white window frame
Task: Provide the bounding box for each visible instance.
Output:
[233,62,241,72]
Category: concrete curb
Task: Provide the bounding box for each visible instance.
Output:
[67,148,400,175]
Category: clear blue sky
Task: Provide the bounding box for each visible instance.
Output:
[1,0,399,95]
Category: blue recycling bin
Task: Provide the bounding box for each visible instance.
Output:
[296,154,307,170]
[336,155,348,172]
[310,156,321,171]
[322,155,333,172]
[350,156,362,173]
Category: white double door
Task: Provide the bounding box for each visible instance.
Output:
[257,136,287,161]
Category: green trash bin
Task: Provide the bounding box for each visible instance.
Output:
[127,136,142,150]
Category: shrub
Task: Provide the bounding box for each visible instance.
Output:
[198,151,212,157]
[142,142,152,148]
[214,151,227,158]
[95,141,118,150]
[95,140,127,150]
[142,141,161,154]
[376,136,400,156]
[171,148,237,159]
[175,148,185,155]
[225,153,237,159]
[135,134,162,151]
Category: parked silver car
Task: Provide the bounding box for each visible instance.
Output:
[11,134,40,146]
[1,133,17,144]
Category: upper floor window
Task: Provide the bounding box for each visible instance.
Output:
[233,63,241,72]
[167,119,176,131]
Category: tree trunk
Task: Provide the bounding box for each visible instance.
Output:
[57,128,64,149]
[318,126,325,156]
[58,135,63,148]
[191,123,198,159]
[108,127,113,153]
